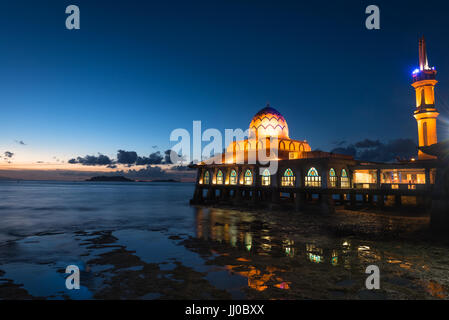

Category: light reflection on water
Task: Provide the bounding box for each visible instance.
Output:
[0,181,448,299]
[191,206,449,299]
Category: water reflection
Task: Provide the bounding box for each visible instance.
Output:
[191,206,449,299]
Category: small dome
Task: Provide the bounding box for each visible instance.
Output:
[249,104,289,139]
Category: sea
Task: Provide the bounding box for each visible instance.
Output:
[0,180,448,300]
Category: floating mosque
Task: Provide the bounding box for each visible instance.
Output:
[190,37,443,213]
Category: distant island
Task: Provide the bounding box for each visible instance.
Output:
[148,179,180,183]
[85,176,135,182]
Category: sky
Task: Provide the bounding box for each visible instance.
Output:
[0,0,449,179]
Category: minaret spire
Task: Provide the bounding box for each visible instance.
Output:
[419,36,429,71]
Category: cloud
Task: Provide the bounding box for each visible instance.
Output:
[15,140,26,145]
[331,138,417,162]
[68,149,183,167]
[330,146,357,157]
[68,154,112,166]
[117,150,138,165]
[354,139,382,149]
[4,151,14,158]
[136,152,163,165]
[331,140,347,146]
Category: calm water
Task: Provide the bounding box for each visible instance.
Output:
[0,180,448,299]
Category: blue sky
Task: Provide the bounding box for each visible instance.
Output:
[1,0,449,170]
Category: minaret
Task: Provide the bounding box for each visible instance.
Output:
[412,36,439,160]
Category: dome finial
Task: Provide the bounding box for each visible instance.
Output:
[266,101,270,108]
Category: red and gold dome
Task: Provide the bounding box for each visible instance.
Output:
[249,104,289,139]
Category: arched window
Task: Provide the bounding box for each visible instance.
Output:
[281,168,295,187]
[230,169,237,185]
[244,169,253,185]
[289,142,295,151]
[305,167,321,187]
[279,141,286,150]
[262,169,271,186]
[341,169,350,188]
[216,170,223,184]
[329,168,337,188]
[203,171,210,184]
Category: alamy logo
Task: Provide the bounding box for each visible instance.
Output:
[65,265,80,290]
[365,265,380,290]
[66,5,80,30]
[365,5,380,30]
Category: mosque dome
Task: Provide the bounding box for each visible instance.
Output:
[249,104,289,139]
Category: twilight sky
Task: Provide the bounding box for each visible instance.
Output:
[0,0,449,179]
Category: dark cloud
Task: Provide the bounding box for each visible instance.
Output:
[354,139,382,149]
[4,151,14,158]
[331,138,417,162]
[68,149,185,167]
[136,152,163,165]
[117,150,138,164]
[68,154,112,166]
[164,149,186,164]
[330,146,357,157]
[331,140,347,146]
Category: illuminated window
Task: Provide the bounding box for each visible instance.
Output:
[329,168,337,188]
[230,169,237,185]
[305,167,321,187]
[244,169,253,185]
[216,170,223,184]
[281,168,295,187]
[341,169,350,188]
[262,169,271,186]
[203,171,210,184]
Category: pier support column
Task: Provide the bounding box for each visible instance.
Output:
[430,166,449,231]
[339,193,345,205]
[394,195,402,207]
[350,192,356,207]
[377,194,385,208]
[271,189,280,203]
[234,188,242,203]
[295,192,305,211]
[252,189,259,204]
[190,186,203,204]
[320,193,335,214]
[206,188,214,201]
[368,194,374,206]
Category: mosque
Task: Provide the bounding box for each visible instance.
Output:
[190,37,441,211]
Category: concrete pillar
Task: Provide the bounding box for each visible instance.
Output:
[395,195,402,207]
[339,193,345,205]
[295,192,305,211]
[271,189,280,203]
[206,188,213,201]
[430,166,449,231]
[350,192,356,207]
[377,193,385,208]
[320,193,335,214]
